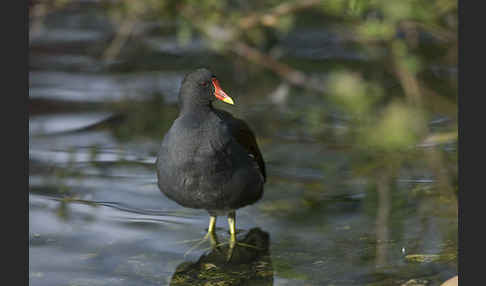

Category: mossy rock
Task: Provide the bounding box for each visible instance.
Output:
[170,228,273,286]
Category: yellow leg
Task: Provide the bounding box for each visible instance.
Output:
[228,212,236,238]
[184,216,218,257]
[208,216,217,234]
[227,211,236,261]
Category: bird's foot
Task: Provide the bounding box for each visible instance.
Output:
[226,234,238,262]
[213,228,265,263]
[183,231,218,258]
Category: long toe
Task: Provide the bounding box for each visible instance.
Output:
[184,232,218,258]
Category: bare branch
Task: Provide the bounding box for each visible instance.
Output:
[180,4,325,93]
[102,19,138,61]
[239,0,322,29]
[231,42,307,86]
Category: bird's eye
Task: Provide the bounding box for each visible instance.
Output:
[200,81,208,87]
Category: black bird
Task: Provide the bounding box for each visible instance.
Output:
[156,68,265,253]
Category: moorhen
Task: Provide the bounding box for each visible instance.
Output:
[156,68,266,254]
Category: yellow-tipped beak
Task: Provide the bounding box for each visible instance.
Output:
[212,78,235,105]
[222,96,234,105]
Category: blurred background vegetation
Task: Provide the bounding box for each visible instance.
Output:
[30,0,457,188]
[29,0,457,284]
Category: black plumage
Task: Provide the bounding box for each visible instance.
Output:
[156,68,265,220]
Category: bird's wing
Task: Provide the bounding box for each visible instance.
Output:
[215,109,266,182]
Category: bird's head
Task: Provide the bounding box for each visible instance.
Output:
[179,68,234,109]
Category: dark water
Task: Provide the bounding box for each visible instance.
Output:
[29,2,457,286]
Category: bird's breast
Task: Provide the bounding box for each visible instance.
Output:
[158,123,232,181]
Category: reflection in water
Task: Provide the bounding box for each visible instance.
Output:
[170,228,273,286]
[375,175,391,268]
